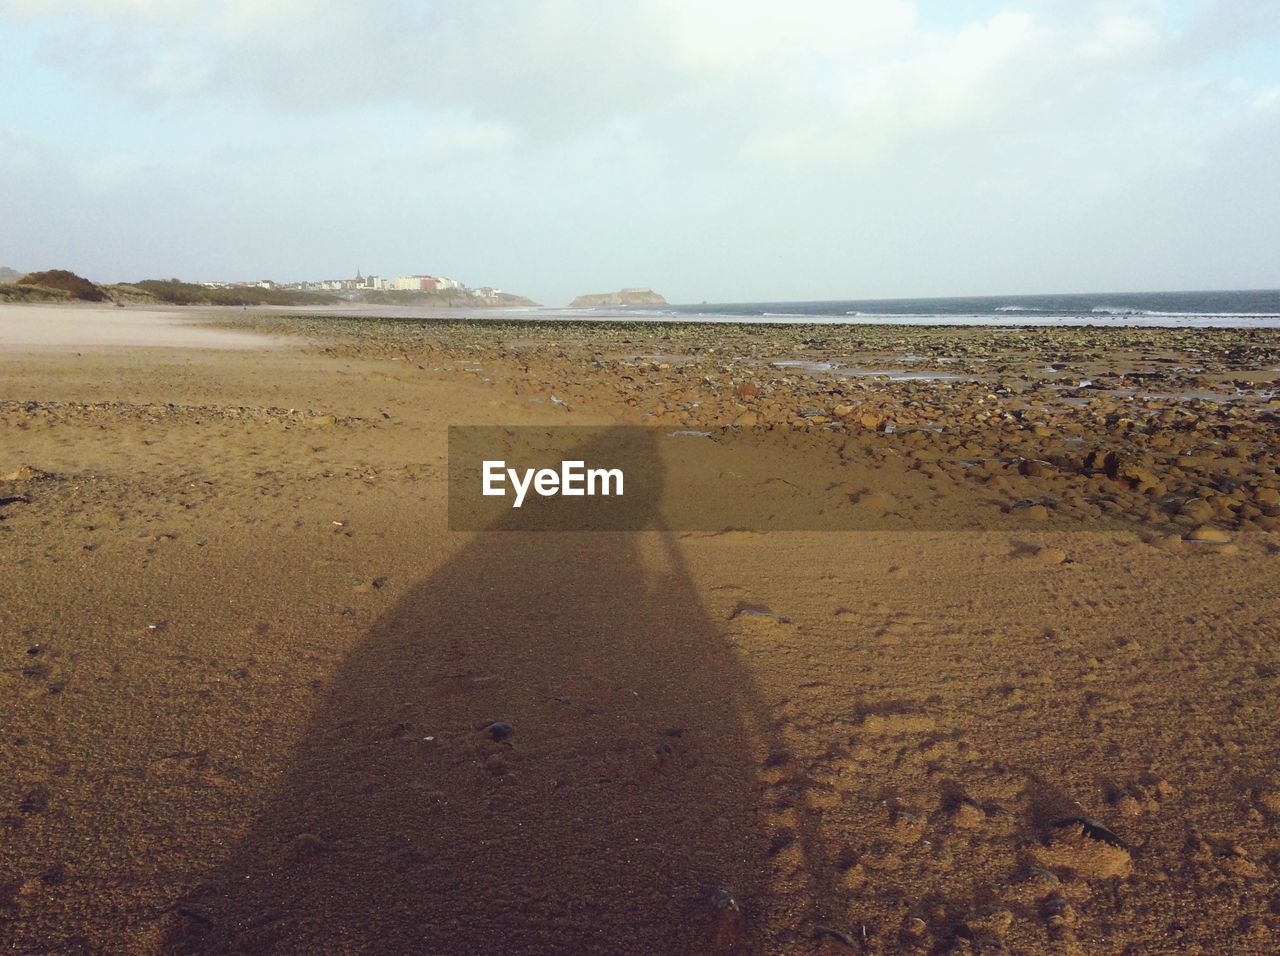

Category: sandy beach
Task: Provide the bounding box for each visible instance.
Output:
[2,306,1279,953]
[0,304,288,352]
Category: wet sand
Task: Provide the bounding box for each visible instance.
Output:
[2,308,1279,953]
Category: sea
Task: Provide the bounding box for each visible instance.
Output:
[281,288,1280,328]
[540,289,1280,328]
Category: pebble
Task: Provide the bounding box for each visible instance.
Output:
[1033,818,1133,879]
[1188,525,1231,543]
[950,799,986,827]
[1020,458,1055,478]
[729,603,779,623]
[709,888,739,911]
[813,924,858,948]
[1030,546,1068,565]
[1011,503,1050,521]
[484,721,513,742]
[1149,534,1185,552]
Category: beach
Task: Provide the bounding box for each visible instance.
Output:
[2,306,1279,952]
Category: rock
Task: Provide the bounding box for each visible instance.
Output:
[1122,465,1162,493]
[1030,546,1068,565]
[569,288,668,307]
[1187,525,1231,543]
[730,603,779,624]
[1020,459,1055,478]
[1032,818,1132,879]
[1180,499,1215,523]
[2,465,51,482]
[1083,448,1111,473]
[1110,790,1144,817]
[1010,503,1050,521]
[707,888,746,952]
[1085,449,1160,492]
[484,721,513,742]
[732,411,759,428]
[950,799,986,828]
[709,888,739,911]
[813,924,859,948]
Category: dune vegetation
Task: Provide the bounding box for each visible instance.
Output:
[0,269,109,302]
[0,269,340,306]
[110,279,339,307]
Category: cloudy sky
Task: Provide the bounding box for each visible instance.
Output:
[2,0,1277,304]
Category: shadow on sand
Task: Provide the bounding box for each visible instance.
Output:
[167,429,829,953]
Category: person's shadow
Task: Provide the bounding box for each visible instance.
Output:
[166,429,821,953]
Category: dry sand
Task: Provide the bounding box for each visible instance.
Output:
[0,304,285,352]
[2,307,1279,953]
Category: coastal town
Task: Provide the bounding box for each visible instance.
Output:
[200,270,509,300]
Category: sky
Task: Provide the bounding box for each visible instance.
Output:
[1,0,1278,305]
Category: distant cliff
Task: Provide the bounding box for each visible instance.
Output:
[570,288,668,308]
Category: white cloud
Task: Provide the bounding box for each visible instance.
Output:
[2,0,1278,299]
[1252,87,1280,114]
[1079,13,1162,59]
[663,0,917,67]
[4,0,1273,157]
[417,120,516,157]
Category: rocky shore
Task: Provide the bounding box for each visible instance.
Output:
[241,316,1280,539]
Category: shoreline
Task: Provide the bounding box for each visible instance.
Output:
[10,298,1280,329]
[242,304,1280,328]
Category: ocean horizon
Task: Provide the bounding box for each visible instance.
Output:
[547,288,1280,328]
